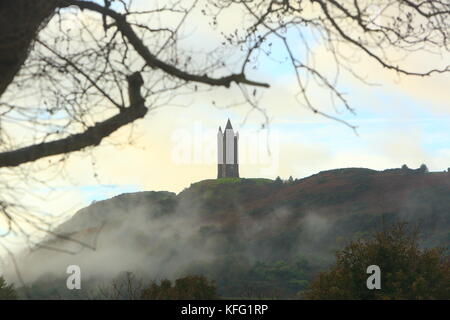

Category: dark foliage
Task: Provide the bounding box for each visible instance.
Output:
[303,223,450,300]
[0,276,17,300]
[141,275,218,300]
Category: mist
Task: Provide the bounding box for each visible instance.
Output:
[2,170,448,298]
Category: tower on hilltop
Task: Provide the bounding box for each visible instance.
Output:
[217,119,239,178]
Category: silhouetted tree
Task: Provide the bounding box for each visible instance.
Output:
[95,271,144,300]
[418,164,429,173]
[274,176,283,186]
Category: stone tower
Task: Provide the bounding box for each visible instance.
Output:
[217,119,239,178]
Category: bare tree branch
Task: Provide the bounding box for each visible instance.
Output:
[58,0,270,88]
[0,73,147,167]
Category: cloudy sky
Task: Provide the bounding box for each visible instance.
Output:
[55,1,449,197]
[1,0,449,249]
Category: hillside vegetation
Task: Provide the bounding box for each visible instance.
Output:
[8,167,450,299]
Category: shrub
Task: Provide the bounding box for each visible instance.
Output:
[141,275,218,300]
[303,223,450,300]
[418,164,429,173]
[0,276,17,300]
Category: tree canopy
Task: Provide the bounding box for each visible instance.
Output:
[141,275,218,300]
[0,276,17,300]
[304,223,450,300]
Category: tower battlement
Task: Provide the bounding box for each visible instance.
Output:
[217,119,239,178]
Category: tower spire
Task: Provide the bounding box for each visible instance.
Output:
[225,118,233,129]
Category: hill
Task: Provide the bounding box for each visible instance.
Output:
[10,167,450,299]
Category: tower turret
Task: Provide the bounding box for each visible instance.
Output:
[217,126,224,166]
